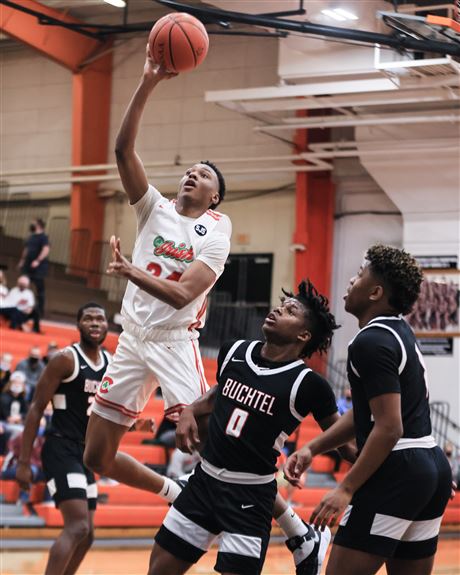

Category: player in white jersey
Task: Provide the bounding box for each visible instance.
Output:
[83,47,231,503]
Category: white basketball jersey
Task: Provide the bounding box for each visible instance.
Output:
[121,185,232,330]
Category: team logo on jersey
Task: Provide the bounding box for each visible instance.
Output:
[153,236,194,263]
[99,376,113,394]
[194,224,207,236]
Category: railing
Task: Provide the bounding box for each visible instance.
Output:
[430,401,460,456]
[0,195,49,241]
[200,293,269,357]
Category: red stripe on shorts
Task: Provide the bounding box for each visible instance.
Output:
[191,340,207,395]
[95,394,141,418]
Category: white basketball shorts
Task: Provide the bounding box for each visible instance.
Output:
[92,326,209,427]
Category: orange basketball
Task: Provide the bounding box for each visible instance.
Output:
[149,12,209,73]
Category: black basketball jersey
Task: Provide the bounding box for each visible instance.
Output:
[202,340,338,477]
[49,344,111,443]
[347,316,432,451]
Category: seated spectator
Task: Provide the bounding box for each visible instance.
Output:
[337,386,353,415]
[0,270,8,304]
[0,371,29,447]
[15,346,45,401]
[0,275,35,330]
[2,418,47,504]
[43,341,59,365]
[0,352,13,392]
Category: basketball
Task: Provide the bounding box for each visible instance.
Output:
[148,12,209,73]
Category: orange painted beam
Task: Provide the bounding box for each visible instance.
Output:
[70,51,113,285]
[293,114,335,374]
[0,0,106,72]
[292,112,334,299]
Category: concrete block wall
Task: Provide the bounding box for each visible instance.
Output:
[1,46,73,175]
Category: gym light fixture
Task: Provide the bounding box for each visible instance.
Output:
[321,8,358,21]
[104,0,126,7]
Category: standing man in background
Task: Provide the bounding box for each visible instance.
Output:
[18,218,49,333]
[16,303,111,575]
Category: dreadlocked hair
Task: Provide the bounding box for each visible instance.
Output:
[366,244,423,315]
[282,279,340,358]
[200,160,226,209]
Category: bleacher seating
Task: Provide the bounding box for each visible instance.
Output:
[2,322,459,530]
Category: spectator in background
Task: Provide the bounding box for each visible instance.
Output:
[0,371,29,437]
[0,353,13,392]
[337,386,353,415]
[43,342,60,365]
[0,275,35,330]
[17,218,49,333]
[2,418,47,505]
[16,346,45,401]
[0,270,8,304]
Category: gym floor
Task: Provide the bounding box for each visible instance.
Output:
[2,536,459,574]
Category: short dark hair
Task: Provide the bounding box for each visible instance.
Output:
[77,302,105,322]
[200,160,226,209]
[35,218,46,229]
[366,244,423,315]
[283,279,340,358]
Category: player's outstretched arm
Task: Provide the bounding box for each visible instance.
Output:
[107,236,216,309]
[310,393,403,531]
[115,45,177,205]
[317,412,358,464]
[284,410,355,485]
[15,351,74,491]
[176,386,217,454]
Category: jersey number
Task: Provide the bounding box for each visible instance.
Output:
[147,262,183,282]
[225,408,249,438]
[87,396,95,416]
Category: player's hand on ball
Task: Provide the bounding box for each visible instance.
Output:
[176,408,200,454]
[284,446,313,488]
[107,235,132,278]
[16,462,33,491]
[143,44,178,84]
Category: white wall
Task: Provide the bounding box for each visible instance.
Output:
[357,124,460,419]
[2,46,72,175]
[330,158,403,363]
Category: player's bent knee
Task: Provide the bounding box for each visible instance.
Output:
[65,519,91,543]
[83,443,110,475]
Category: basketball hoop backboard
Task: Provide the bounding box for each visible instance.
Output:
[379,11,460,47]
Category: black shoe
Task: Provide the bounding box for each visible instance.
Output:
[285,523,331,575]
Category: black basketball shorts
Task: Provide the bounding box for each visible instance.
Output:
[41,435,97,510]
[334,446,452,559]
[154,463,277,575]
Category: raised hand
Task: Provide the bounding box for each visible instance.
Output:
[107,235,133,278]
[143,43,178,84]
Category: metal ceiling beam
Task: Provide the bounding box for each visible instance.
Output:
[215,87,459,114]
[155,0,460,56]
[255,112,460,131]
[206,79,399,107]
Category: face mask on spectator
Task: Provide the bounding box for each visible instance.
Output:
[10,382,25,395]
